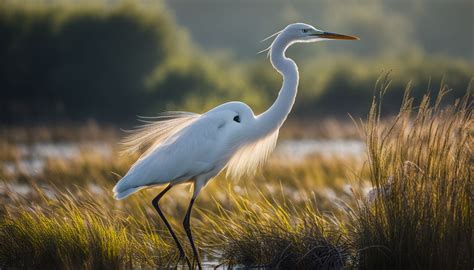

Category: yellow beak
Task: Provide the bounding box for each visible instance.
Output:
[314,32,359,40]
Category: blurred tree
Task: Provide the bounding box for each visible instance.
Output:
[0,0,471,124]
[0,1,178,123]
[167,0,473,61]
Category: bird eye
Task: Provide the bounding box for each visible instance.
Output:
[233,115,240,123]
[302,29,309,33]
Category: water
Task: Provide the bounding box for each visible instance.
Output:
[2,142,112,176]
[1,139,365,178]
[276,139,365,160]
[0,139,372,269]
[16,142,112,160]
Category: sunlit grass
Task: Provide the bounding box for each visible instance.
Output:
[0,83,472,269]
[0,141,361,268]
[353,80,473,269]
[198,187,354,269]
[0,186,176,269]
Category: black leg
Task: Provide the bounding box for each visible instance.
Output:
[183,197,201,270]
[152,184,191,268]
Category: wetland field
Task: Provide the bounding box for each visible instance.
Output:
[0,1,472,269]
[0,87,472,269]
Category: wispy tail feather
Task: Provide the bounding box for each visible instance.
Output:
[120,112,200,157]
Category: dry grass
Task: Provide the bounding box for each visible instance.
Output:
[0,83,472,269]
[0,186,176,269]
[353,79,473,269]
[198,188,354,269]
[0,141,361,269]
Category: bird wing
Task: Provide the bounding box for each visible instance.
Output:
[113,112,227,197]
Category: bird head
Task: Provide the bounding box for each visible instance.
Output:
[258,23,359,55]
[279,23,359,43]
[262,23,359,45]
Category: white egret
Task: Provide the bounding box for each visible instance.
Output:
[113,22,358,269]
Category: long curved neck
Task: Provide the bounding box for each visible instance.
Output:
[255,36,298,137]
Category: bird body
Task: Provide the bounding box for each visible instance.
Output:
[113,101,258,199]
[112,22,358,269]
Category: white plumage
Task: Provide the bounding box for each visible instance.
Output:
[225,128,279,179]
[114,108,234,199]
[112,23,358,269]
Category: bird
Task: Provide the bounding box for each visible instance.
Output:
[112,22,358,269]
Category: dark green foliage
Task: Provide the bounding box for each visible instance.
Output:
[249,56,473,118]
[0,2,177,123]
[0,1,472,125]
[168,0,474,61]
[0,1,266,124]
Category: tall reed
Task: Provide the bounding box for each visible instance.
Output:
[354,79,473,269]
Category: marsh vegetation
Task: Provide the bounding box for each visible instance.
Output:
[0,1,472,269]
[0,83,472,269]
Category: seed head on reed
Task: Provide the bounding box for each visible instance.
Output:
[354,78,473,270]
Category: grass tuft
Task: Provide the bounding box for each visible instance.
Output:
[0,80,472,269]
[0,186,175,269]
[354,80,473,269]
[199,187,353,269]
